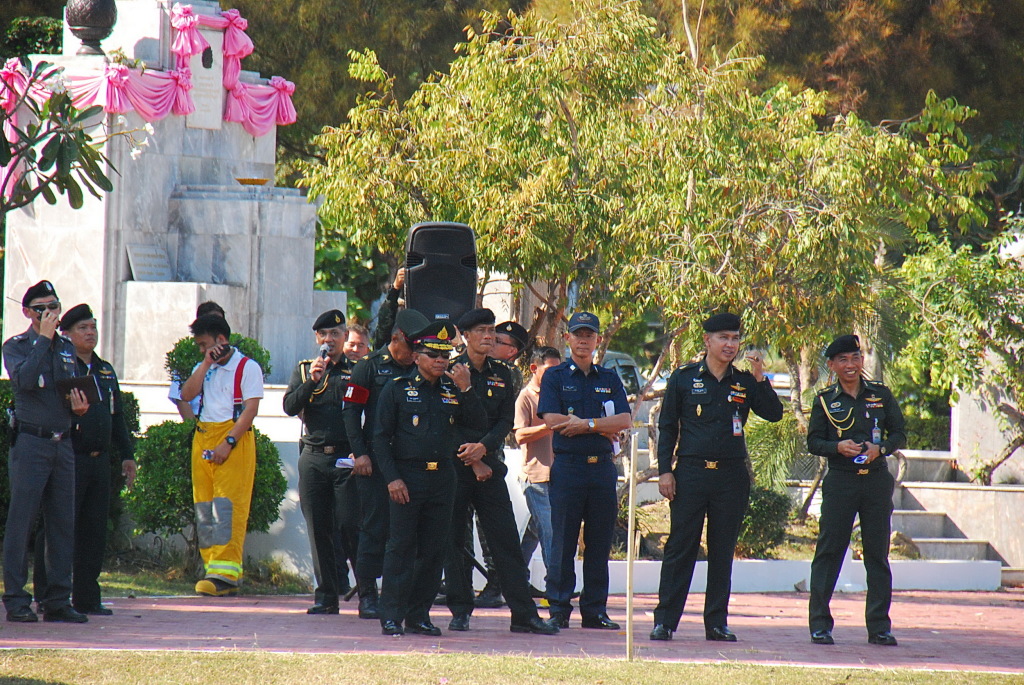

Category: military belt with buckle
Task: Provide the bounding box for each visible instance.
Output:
[704,460,719,470]
[425,461,439,471]
[857,469,870,475]
[587,456,600,464]
[17,422,67,442]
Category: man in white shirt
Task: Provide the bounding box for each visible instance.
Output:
[180,314,263,596]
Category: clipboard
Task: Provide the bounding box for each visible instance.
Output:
[56,375,102,404]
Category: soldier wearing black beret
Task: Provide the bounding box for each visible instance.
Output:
[493,321,529,362]
[807,334,906,647]
[650,311,783,643]
[443,308,557,635]
[33,304,137,616]
[283,309,361,615]
[3,281,91,623]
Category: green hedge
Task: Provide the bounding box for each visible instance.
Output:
[737,486,792,558]
[165,335,272,384]
[124,420,286,564]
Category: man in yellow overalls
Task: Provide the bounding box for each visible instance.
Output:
[181,314,264,596]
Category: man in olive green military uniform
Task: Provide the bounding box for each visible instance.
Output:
[283,309,357,615]
[373,322,486,636]
[807,334,907,647]
[343,307,430,619]
[33,304,137,617]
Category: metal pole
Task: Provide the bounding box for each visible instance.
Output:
[625,431,638,661]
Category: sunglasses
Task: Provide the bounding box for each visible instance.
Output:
[29,301,61,314]
[419,350,447,359]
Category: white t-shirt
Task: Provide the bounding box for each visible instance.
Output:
[168,379,202,415]
[193,348,264,422]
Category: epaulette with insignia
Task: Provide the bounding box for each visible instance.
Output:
[678,361,700,371]
[816,383,838,396]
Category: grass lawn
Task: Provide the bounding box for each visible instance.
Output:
[0,652,1020,685]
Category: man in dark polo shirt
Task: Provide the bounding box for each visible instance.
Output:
[283,309,356,615]
[538,312,631,630]
[650,311,783,643]
[807,334,906,647]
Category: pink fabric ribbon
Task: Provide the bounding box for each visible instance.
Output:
[68,63,197,120]
[223,76,296,137]
[170,3,209,69]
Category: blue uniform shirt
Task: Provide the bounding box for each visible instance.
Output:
[537,359,630,456]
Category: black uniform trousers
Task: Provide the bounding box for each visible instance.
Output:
[653,459,750,631]
[298,446,358,606]
[546,453,618,619]
[809,467,895,635]
[34,447,111,610]
[355,465,390,582]
[379,460,456,626]
[445,470,537,623]
[3,434,75,613]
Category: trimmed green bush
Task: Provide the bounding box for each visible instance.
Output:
[737,486,792,558]
[1,17,62,59]
[165,335,272,384]
[124,420,286,566]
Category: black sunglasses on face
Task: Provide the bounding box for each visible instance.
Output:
[419,350,446,359]
[29,302,61,314]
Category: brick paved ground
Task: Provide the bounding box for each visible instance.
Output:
[1,591,1022,674]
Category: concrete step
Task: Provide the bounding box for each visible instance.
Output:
[899,450,954,482]
[912,538,990,561]
[1002,567,1024,587]
[891,510,949,538]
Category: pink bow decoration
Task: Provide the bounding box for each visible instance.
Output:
[170,3,210,68]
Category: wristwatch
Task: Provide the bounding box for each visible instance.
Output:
[588,419,596,432]
[225,435,237,449]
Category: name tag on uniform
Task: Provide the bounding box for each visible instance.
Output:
[691,387,708,395]
[562,385,578,392]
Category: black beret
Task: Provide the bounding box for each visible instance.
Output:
[413,321,457,352]
[458,307,495,332]
[825,334,861,359]
[395,308,430,337]
[702,312,742,333]
[312,309,345,331]
[496,321,528,349]
[59,303,94,331]
[22,280,57,307]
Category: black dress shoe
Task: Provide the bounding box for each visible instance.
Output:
[649,624,673,641]
[306,603,339,615]
[448,614,470,631]
[581,613,620,630]
[6,606,38,623]
[381,620,404,636]
[548,614,570,629]
[358,596,379,619]
[43,606,88,623]
[511,616,559,635]
[75,604,113,616]
[406,620,442,636]
[811,629,835,645]
[474,586,505,609]
[868,631,898,646]
[705,626,737,642]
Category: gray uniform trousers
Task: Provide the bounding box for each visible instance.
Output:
[3,433,76,612]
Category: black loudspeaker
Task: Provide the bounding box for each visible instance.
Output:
[404,222,478,324]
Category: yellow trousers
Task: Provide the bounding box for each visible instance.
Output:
[192,420,256,586]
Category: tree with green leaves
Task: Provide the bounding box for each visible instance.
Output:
[303,0,992,492]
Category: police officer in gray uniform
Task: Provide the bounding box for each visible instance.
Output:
[2,281,90,623]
